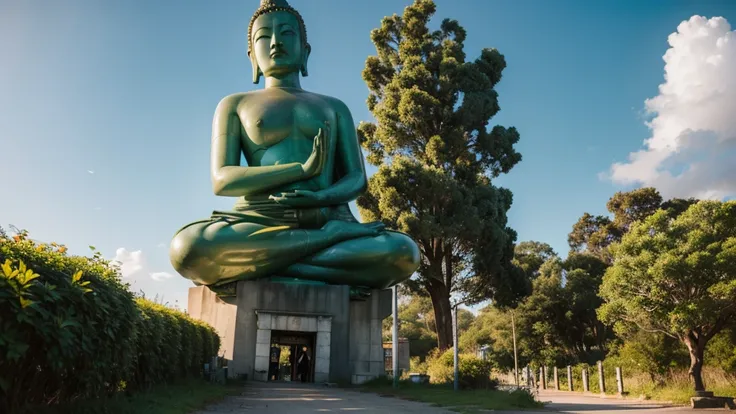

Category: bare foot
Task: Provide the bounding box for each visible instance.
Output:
[322,220,385,242]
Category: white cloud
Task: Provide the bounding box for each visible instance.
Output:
[606,16,736,200]
[87,170,95,174]
[151,271,174,281]
[113,247,192,310]
[115,248,145,277]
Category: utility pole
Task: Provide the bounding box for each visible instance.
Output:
[392,285,399,389]
[453,304,459,392]
[512,310,519,386]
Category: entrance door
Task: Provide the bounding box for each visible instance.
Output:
[270,331,315,382]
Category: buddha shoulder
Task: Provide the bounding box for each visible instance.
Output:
[326,95,351,114]
[213,92,260,114]
[308,93,352,118]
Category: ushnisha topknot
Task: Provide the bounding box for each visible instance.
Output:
[248,0,308,56]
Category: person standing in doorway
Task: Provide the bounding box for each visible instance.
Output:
[297,346,311,383]
[268,344,281,381]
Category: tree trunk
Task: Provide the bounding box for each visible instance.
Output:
[593,321,608,353]
[683,334,706,392]
[427,279,453,351]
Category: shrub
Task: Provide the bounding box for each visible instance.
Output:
[0,229,220,413]
[426,348,453,384]
[705,329,736,374]
[409,356,428,374]
[426,349,496,389]
[459,355,498,389]
[130,300,219,390]
[607,332,688,383]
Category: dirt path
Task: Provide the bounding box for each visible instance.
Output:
[194,381,454,413]
[195,382,720,413]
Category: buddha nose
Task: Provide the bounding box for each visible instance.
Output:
[270,33,283,50]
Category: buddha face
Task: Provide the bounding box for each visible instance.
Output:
[250,11,309,80]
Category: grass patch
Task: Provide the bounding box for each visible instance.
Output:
[359,378,542,413]
[27,378,243,414]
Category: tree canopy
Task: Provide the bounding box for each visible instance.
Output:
[357,0,526,350]
[457,189,691,371]
[567,188,698,263]
[513,241,556,280]
[598,200,736,391]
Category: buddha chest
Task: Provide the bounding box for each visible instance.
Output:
[240,90,333,151]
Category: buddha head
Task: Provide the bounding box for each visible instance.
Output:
[248,0,311,84]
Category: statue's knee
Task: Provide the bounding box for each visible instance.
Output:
[169,226,208,273]
[389,232,421,275]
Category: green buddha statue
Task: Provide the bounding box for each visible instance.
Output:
[169,0,420,291]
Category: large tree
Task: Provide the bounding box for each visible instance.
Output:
[513,241,556,280]
[513,254,610,366]
[598,201,736,392]
[606,187,663,232]
[562,253,612,357]
[456,239,612,369]
[567,213,618,262]
[515,258,570,366]
[568,188,698,263]
[357,0,525,350]
[459,306,518,370]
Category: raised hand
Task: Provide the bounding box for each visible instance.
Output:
[301,122,329,179]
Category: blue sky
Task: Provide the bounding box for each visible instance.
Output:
[2,0,735,309]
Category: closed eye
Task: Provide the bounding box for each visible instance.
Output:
[254,28,272,41]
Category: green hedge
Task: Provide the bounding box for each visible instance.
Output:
[426,349,497,389]
[0,230,220,413]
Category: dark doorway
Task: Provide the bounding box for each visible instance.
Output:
[269,331,315,383]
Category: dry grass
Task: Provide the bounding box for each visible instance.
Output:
[496,367,736,405]
[624,368,736,404]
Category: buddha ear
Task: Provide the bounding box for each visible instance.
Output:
[300,43,311,77]
[249,50,262,84]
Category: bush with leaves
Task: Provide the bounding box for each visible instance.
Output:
[0,229,220,413]
[0,232,139,412]
[704,329,736,374]
[607,332,689,383]
[426,349,496,389]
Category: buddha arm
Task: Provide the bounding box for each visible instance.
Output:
[210,95,305,197]
[316,100,368,204]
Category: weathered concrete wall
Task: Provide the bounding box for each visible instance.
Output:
[349,289,392,384]
[187,286,237,362]
[190,281,393,384]
[230,280,351,383]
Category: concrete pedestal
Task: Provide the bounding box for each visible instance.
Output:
[187,280,391,384]
[187,286,238,361]
[691,395,735,409]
